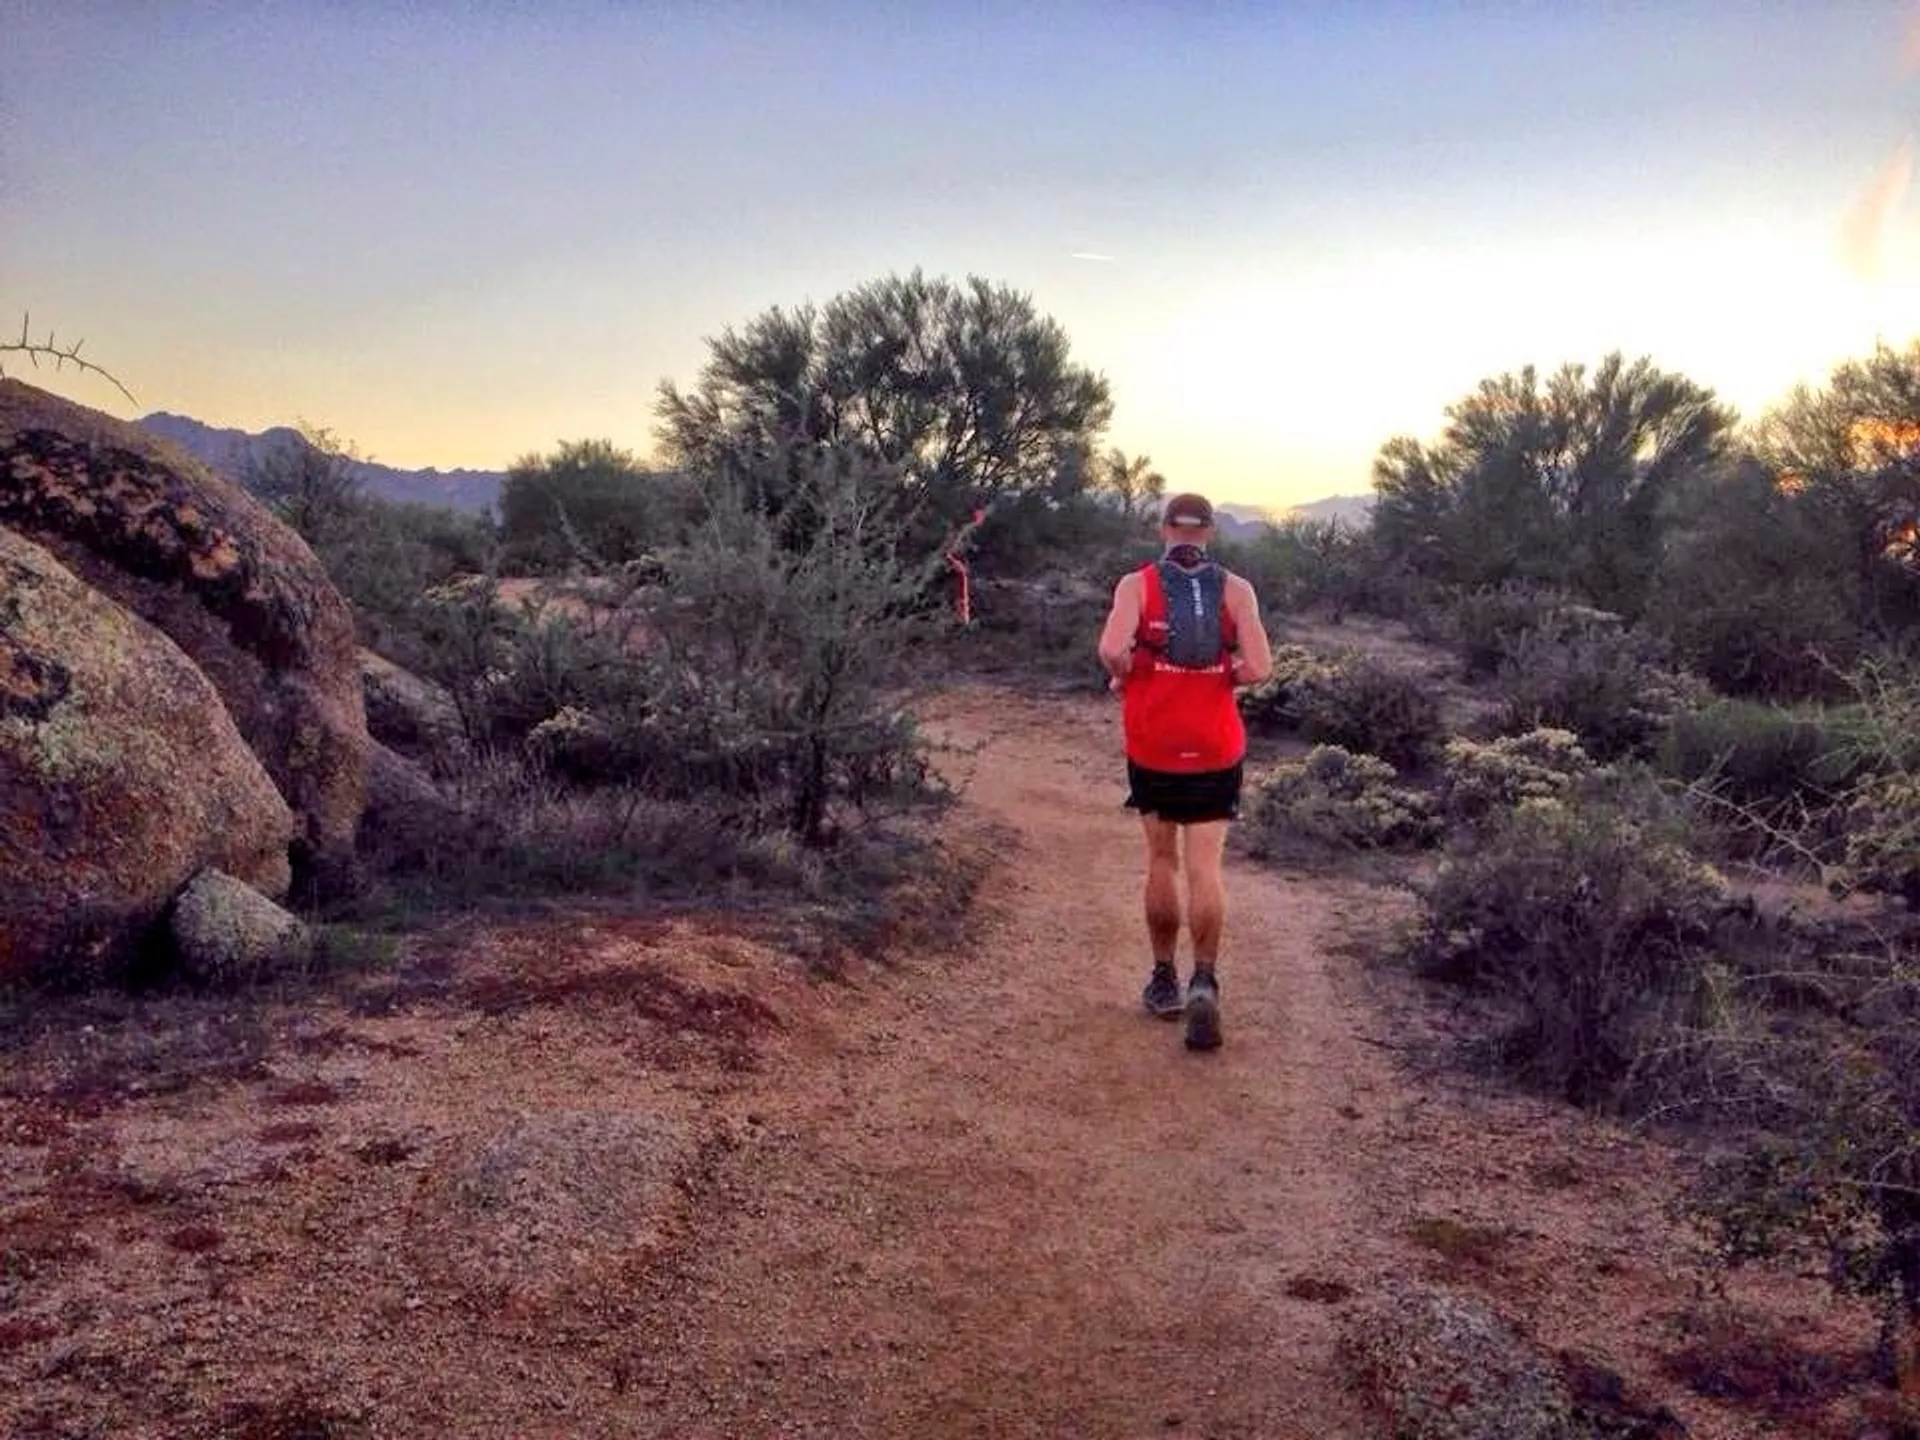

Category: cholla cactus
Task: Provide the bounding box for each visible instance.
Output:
[528,704,596,742]
[1236,644,1322,732]
[526,704,622,783]
[1843,773,1920,907]
[1440,728,1594,826]
[1245,744,1438,852]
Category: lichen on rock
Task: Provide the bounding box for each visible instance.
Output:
[1338,1281,1584,1440]
[0,525,294,983]
[0,379,369,885]
[169,869,311,986]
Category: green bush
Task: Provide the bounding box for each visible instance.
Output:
[1652,569,1863,703]
[408,576,633,748]
[967,489,1147,580]
[497,439,696,574]
[311,500,497,669]
[1845,775,1920,909]
[1412,790,1725,1104]
[397,444,947,847]
[1639,657,1920,1381]
[1217,517,1371,616]
[957,569,1134,688]
[1655,671,1920,900]
[239,426,503,669]
[1241,746,1438,854]
[1833,662,1920,909]
[1659,698,1866,808]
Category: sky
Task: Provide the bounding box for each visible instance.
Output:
[9,0,1920,511]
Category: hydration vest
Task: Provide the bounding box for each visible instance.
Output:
[1143,557,1235,668]
[1123,557,1247,773]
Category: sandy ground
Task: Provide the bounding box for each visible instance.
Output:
[0,685,1883,1439]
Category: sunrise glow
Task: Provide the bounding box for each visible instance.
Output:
[12,2,1920,510]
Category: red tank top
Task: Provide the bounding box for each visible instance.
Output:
[1122,561,1246,772]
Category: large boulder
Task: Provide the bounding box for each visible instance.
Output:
[359,738,466,870]
[0,527,295,983]
[359,647,464,764]
[0,380,368,884]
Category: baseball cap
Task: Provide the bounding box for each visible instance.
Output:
[1161,492,1215,528]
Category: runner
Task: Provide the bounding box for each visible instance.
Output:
[1096,493,1274,1050]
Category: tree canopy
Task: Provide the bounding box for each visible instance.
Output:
[1371,352,1734,616]
[498,438,693,573]
[1752,340,1920,634]
[655,271,1113,528]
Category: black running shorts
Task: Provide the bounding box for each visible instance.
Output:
[1124,760,1244,824]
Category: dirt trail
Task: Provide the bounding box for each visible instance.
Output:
[2,687,1864,1439]
[619,691,1404,1438]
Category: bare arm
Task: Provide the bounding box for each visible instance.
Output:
[1225,574,1273,687]
[1097,572,1143,686]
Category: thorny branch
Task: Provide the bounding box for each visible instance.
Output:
[0,313,135,405]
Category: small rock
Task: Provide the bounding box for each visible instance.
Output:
[1338,1281,1579,1440]
[170,869,310,985]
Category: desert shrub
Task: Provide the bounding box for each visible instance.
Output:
[316,497,499,663]
[1846,776,1920,910]
[1659,698,1866,809]
[1239,648,1444,768]
[1644,456,1869,702]
[1411,789,1725,1104]
[1653,698,1868,870]
[1435,581,1588,678]
[1635,661,1920,1385]
[620,451,943,843]
[1832,661,1920,909]
[1652,568,1863,703]
[240,425,503,666]
[1436,728,1593,830]
[1241,746,1438,855]
[956,567,1136,687]
[1293,652,1446,769]
[400,445,945,846]
[1688,924,1920,1386]
[1495,625,1700,762]
[1661,664,1920,903]
[497,439,695,574]
[966,488,1146,580]
[349,748,837,911]
[409,576,584,745]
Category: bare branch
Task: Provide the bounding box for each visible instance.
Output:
[1,312,136,405]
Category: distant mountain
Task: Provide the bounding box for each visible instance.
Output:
[137,412,503,513]
[1211,494,1375,535]
[1211,503,1277,536]
[1281,494,1374,529]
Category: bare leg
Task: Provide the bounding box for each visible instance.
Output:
[1181,820,1230,967]
[1141,815,1182,963]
